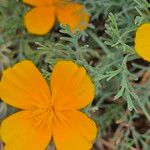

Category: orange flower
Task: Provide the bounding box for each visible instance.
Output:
[135,23,150,62]
[23,0,90,35]
[0,60,97,150]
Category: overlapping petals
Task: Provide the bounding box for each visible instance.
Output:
[135,23,150,62]
[0,60,97,150]
[53,111,96,150]
[56,3,89,31]
[51,61,94,110]
[24,7,55,35]
[0,61,51,109]
[23,0,90,35]
[1,111,53,150]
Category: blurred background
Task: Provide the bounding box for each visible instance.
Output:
[0,0,150,150]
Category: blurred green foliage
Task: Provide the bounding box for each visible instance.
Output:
[0,0,150,149]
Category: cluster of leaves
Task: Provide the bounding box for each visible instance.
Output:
[0,0,150,149]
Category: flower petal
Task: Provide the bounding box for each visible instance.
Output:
[135,23,150,62]
[56,3,89,31]
[53,110,97,150]
[50,61,94,110]
[22,0,53,6]
[24,7,55,35]
[0,60,51,109]
[1,110,53,150]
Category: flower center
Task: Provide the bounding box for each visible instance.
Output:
[32,106,55,129]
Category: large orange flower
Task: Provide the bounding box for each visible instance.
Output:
[0,60,97,150]
[135,23,150,62]
[23,0,90,35]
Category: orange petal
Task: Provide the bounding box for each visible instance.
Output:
[53,110,97,150]
[56,3,89,31]
[0,60,51,109]
[135,23,150,62]
[22,0,54,6]
[50,61,94,110]
[1,110,53,150]
[24,7,55,35]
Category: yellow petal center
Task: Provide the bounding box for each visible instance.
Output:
[32,103,62,130]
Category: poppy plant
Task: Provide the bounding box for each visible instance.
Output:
[135,23,150,62]
[0,60,97,150]
[23,0,90,35]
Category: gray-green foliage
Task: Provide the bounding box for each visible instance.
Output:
[0,0,150,149]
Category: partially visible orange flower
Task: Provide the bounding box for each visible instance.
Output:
[23,0,90,35]
[0,60,97,150]
[135,23,150,62]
